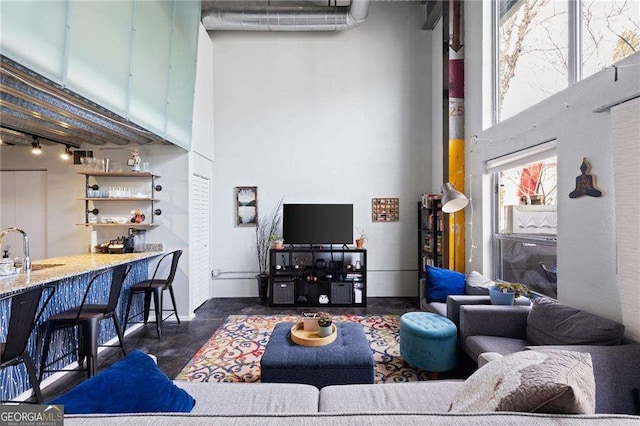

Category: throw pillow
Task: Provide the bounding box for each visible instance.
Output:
[465,271,494,295]
[48,350,195,414]
[449,349,596,414]
[425,265,465,303]
[526,297,625,346]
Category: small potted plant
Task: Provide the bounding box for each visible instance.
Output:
[354,227,367,249]
[489,281,531,305]
[317,312,333,337]
[270,233,284,250]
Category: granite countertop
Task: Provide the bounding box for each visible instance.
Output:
[0,251,163,297]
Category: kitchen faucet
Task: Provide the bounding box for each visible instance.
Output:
[0,227,31,273]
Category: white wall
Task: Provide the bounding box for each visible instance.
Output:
[191,24,215,162]
[0,145,87,258]
[464,0,640,321]
[210,2,432,297]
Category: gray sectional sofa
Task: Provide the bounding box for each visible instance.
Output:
[64,341,640,424]
[65,379,639,425]
[459,297,627,362]
[60,297,639,424]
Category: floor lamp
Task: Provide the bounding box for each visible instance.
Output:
[441,182,469,270]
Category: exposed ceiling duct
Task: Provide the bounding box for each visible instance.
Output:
[0,56,167,147]
[202,0,371,31]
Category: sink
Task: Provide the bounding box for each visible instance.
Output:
[31,263,65,271]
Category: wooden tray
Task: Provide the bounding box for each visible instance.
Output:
[290,322,337,347]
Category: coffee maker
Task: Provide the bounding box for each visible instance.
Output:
[125,228,147,253]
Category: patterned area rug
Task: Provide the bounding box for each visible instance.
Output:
[175,314,430,384]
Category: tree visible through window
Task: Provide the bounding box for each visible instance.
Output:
[497,0,639,122]
[582,0,640,79]
[498,0,568,121]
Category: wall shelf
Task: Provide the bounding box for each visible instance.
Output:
[77,198,159,201]
[76,223,159,228]
[77,172,160,178]
[78,172,161,227]
[418,196,444,284]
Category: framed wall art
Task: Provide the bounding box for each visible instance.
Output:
[236,186,258,226]
[372,197,399,222]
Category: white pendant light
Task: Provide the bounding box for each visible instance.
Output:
[441,182,469,213]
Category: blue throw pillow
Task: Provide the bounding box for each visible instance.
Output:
[425,265,465,302]
[48,349,195,414]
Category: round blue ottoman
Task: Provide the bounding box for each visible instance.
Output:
[400,312,457,373]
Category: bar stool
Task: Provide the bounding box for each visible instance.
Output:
[124,250,182,339]
[39,264,131,380]
[1,285,55,403]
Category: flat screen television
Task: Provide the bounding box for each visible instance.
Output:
[283,204,353,245]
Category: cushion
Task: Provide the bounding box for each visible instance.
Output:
[526,298,625,346]
[465,271,493,295]
[425,265,465,303]
[48,350,195,414]
[449,349,596,414]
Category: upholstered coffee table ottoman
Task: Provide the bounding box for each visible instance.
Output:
[261,322,375,388]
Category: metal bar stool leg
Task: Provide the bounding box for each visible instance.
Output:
[168,286,180,324]
[123,291,135,334]
[22,353,44,403]
[143,291,152,324]
[111,314,127,357]
[83,319,99,378]
[39,324,54,382]
[153,288,163,339]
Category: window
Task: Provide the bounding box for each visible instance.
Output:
[495,0,640,123]
[581,0,640,79]
[497,0,569,121]
[492,154,558,298]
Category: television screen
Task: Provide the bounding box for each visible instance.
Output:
[283,204,353,244]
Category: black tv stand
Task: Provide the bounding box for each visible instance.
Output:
[269,246,367,307]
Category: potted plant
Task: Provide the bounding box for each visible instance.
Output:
[255,198,283,302]
[317,312,333,337]
[355,227,367,249]
[270,233,284,250]
[489,281,531,305]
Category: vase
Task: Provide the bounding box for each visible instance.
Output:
[489,286,515,305]
[318,325,333,337]
[256,274,269,302]
[355,239,364,249]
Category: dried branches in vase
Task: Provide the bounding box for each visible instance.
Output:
[255,198,284,275]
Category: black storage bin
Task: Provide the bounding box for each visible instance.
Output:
[331,282,353,304]
[273,280,295,304]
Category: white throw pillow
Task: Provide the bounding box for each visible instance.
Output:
[465,271,494,295]
[449,349,596,414]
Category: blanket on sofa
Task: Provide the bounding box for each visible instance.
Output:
[175,314,432,383]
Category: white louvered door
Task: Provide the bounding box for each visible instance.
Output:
[190,173,211,311]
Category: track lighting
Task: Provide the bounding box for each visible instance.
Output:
[31,137,42,155]
[60,145,72,160]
